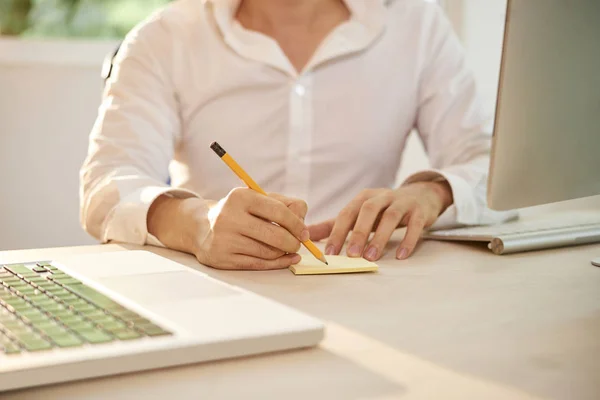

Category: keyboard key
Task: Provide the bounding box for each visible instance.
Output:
[129,317,151,326]
[3,343,21,354]
[54,293,78,302]
[9,302,33,313]
[87,313,110,323]
[72,303,97,313]
[27,294,49,302]
[16,288,37,296]
[32,298,56,308]
[0,271,13,279]
[4,265,34,276]
[36,262,52,267]
[40,303,67,314]
[51,306,72,315]
[55,278,81,286]
[35,323,69,337]
[66,320,95,331]
[19,309,47,323]
[113,329,142,340]
[101,319,127,332]
[137,323,171,337]
[27,276,48,283]
[112,309,142,320]
[76,328,114,344]
[2,277,21,286]
[1,318,23,331]
[15,333,53,351]
[51,333,83,348]
[46,287,70,296]
[57,314,84,325]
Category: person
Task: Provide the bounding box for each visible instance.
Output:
[80,0,514,271]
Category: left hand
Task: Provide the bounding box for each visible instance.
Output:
[308,181,453,261]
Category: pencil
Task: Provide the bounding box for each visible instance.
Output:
[210,142,328,265]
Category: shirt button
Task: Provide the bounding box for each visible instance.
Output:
[294,84,306,96]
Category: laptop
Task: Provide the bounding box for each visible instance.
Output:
[0,250,324,392]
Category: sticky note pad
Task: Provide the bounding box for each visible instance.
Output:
[290,255,379,275]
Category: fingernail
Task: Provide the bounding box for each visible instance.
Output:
[365,246,378,261]
[300,229,310,242]
[291,254,301,264]
[397,248,408,260]
[348,244,361,257]
[325,245,335,255]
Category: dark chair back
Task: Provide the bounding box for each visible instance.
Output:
[101,43,122,86]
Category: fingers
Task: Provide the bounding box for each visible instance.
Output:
[308,219,335,241]
[240,216,302,254]
[213,253,302,271]
[346,194,395,257]
[324,198,363,256]
[396,211,427,260]
[247,193,309,242]
[233,236,286,260]
[363,204,407,261]
[268,193,308,221]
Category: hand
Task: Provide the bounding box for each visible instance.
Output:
[309,182,453,261]
[148,189,309,270]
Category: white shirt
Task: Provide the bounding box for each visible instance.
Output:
[80,0,515,246]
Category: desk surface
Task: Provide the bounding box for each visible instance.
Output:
[2,237,600,400]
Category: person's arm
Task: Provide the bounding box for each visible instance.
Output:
[80,13,309,270]
[80,14,196,247]
[406,3,517,230]
[308,4,517,261]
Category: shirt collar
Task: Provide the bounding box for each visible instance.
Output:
[205,0,389,76]
[205,0,389,36]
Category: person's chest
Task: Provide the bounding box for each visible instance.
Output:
[177,36,418,171]
[164,3,428,207]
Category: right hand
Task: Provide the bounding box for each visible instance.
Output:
[148,188,309,270]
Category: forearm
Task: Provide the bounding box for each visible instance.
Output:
[147,195,215,255]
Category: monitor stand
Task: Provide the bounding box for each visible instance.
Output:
[592,258,600,268]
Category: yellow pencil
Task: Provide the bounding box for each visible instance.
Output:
[210,142,328,265]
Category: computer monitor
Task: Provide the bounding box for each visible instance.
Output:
[487,0,600,211]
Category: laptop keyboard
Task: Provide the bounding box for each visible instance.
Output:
[0,261,171,356]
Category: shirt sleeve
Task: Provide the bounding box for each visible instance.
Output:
[403,4,518,230]
[79,14,199,246]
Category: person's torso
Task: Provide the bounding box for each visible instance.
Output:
[156,0,439,223]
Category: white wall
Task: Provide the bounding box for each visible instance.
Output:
[0,40,117,251]
[398,0,508,183]
[452,0,507,111]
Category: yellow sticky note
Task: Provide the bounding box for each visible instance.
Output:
[290,255,379,275]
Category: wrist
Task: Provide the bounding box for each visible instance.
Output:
[147,195,211,254]
[426,180,454,212]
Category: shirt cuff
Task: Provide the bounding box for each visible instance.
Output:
[401,169,478,229]
[103,186,199,246]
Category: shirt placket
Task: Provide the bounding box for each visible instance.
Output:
[284,74,313,200]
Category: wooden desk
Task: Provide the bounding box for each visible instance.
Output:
[2,239,599,400]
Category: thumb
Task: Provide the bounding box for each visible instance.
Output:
[308,219,335,241]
